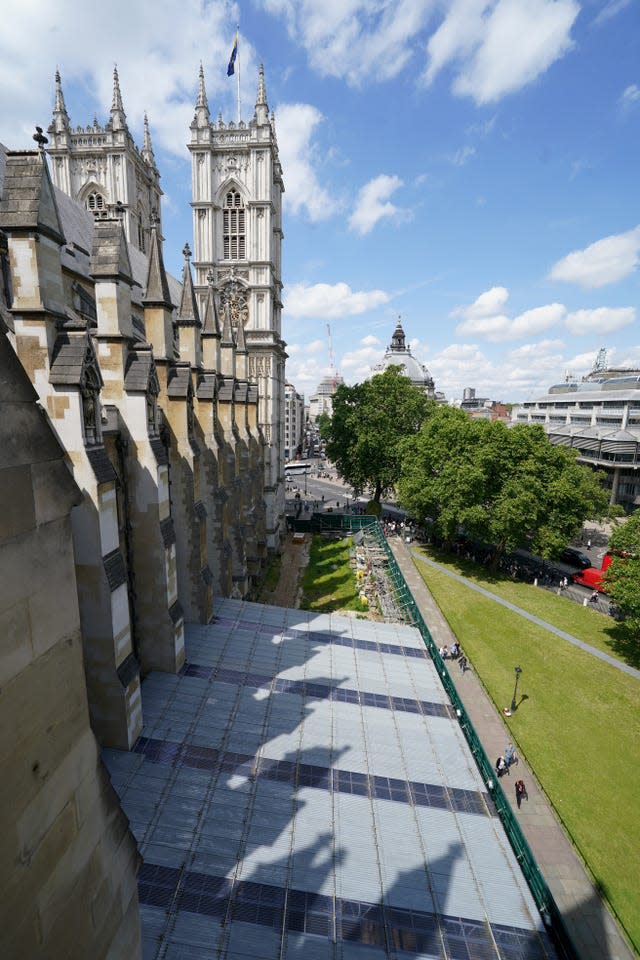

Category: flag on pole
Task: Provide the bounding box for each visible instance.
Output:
[227,31,239,76]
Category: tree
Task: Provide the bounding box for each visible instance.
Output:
[604,512,640,635]
[397,407,611,562]
[324,367,429,503]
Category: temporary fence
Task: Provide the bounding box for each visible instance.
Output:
[290,512,579,960]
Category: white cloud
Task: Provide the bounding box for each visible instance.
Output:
[286,339,325,355]
[341,345,383,372]
[549,226,640,287]
[425,0,579,104]
[565,307,636,335]
[619,84,640,110]
[262,0,434,86]
[361,335,381,347]
[593,0,633,27]
[349,175,407,235]
[451,145,476,166]
[284,281,390,318]
[275,103,337,222]
[452,287,565,342]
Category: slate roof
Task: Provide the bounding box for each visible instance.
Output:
[196,371,217,401]
[103,548,127,591]
[91,219,134,284]
[124,346,156,392]
[150,437,169,465]
[167,363,192,398]
[49,332,102,387]
[0,151,65,244]
[218,377,235,402]
[86,446,117,484]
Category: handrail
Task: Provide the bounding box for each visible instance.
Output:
[289,513,579,960]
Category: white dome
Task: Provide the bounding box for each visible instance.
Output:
[371,319,435,396]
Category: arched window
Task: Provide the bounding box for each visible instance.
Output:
[86,191,106,212]
[223,189,245,260]
[137,203,145,252]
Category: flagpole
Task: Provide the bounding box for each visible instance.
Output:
[236,25,241,123]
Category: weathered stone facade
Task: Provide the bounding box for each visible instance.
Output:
[0,315,141,959]
[0,65,283,958]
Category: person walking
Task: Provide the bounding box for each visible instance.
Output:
[458,654,468,675]
[515,780,528,809]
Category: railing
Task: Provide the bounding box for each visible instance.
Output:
[290,513,579,960]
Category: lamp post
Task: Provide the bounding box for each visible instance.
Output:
[511,666,522,712]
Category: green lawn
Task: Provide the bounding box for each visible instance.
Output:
[419,546,640,669]
[301,536,369,613]
[413,554,640,953]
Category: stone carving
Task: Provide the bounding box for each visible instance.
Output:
[219,271,249,330]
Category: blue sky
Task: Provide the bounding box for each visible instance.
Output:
[1,0,639,402]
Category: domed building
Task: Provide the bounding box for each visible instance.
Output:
[371,318,440,399]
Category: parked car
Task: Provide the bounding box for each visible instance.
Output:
[559,547,591,569]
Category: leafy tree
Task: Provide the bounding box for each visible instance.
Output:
[397,407,610,562]
[324,367,429,503]
[317,412,331,441]
[604,512,640,635]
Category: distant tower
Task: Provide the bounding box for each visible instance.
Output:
[47,68,162,252]
[372,317,436,398]
[593,347,608,374]
[189,63,286,546]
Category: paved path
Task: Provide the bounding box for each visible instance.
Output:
[389,537,636,960]
[413,551,640,680]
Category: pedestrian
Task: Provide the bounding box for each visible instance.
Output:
[587,538,591,550]
[458,654,467,675]
[496,756,508,778]
[515,780,528,809]
[505,742,517,768]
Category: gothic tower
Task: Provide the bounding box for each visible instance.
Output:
[47,68,162,253]
[188,64,286,547]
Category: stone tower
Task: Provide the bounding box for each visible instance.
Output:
[188,64,286,547]
[47,67,162,253]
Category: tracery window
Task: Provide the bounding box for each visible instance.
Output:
[223,189,245,260]
[137,203,145,252]
[86,191,106,212]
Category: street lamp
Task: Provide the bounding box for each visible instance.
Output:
[511,665,523,712]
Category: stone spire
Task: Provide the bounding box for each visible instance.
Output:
[201,272,221,371]
[52,70,71,133]
[193,62,210,128]
[109,65,127,131]
[220,302,236,377]
[255,64,269,125]
[202,271,221,337]
[177,244,201,327]
[235,318,248,379]
[142,113,155,165]
[143,215,172,308]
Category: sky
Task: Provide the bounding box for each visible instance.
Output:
[1,0,639,403]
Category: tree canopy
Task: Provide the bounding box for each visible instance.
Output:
[397,406,611,561]
[324,367,429,502]
[604,512,640,636]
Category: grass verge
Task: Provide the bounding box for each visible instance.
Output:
[421,546,640,669]
[301,536,369,614]
[414,554,640,953]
